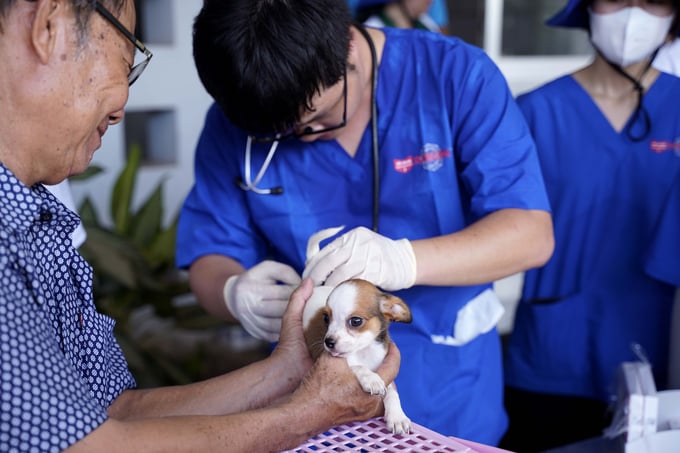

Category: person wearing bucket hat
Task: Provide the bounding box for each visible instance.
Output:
[501,1,680,451]
[348,0,448,34]
[354,0,444,33]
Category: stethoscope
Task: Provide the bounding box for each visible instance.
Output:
[236,23,381,232]
[597,45,662,142]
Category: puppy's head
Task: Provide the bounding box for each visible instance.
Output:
[323,279,411,358]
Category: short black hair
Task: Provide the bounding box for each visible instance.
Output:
[193,0,352,136]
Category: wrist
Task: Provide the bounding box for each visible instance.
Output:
[287,383,336,430]
[268,351,309,393]
[275,397,335,448]
[222,275,240,320]
[397,238,417,288]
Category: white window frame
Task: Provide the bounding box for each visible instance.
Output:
[483,0,591,95]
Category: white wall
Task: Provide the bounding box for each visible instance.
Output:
[71,0,212,226]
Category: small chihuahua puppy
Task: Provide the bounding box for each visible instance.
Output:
[302,278,413,434]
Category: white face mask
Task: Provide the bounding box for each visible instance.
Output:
[589,6,674,67]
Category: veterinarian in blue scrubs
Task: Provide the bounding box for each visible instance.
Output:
[178,0,553,445]
[501,0,680,451]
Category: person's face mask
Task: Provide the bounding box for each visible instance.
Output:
[589,6,674,67]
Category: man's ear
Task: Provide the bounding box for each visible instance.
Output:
[31,0,62,64]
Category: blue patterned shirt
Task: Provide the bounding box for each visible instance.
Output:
[0,165,135,452]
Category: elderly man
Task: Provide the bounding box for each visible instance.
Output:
[0,1,400,451]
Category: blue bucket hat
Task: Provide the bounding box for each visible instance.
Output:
[547,0,680,34]
[546,0,589,29]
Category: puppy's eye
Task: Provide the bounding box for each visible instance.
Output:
[348,317,363,328]
[323,313,329,325]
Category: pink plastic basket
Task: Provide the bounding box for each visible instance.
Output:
[282,417,478,452]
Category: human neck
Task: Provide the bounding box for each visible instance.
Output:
[0,99,33,186]
[383,3,415,29]
[336,26,384,157]
[578,54,659,99]
[573,54,660,133]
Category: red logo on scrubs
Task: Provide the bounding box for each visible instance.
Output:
[393,144,451,174]
[649,140,680,153]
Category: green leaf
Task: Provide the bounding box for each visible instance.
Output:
[111,144,141,235]
[78,197,101,229]
[129,181,164,248]
[146,217,177,269]
[80,226,147,290]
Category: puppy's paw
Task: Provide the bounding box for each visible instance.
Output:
[353,367,387,396]
[386,412,412,435]
[384,385,410,434]
[359,374,387,396]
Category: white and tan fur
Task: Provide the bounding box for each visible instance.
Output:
[302,278,413,434]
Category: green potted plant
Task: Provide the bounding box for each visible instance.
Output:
[73,145,268,387]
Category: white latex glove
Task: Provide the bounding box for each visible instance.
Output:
[223,260,301,342]
[302,226,416,291]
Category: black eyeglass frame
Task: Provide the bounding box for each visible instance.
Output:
[94,1,153,86]
[251,64,348,143]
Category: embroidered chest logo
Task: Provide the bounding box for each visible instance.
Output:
[649,137,680,157]
[393,143,452,174]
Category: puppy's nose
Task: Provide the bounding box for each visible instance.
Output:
[324,337,336,349]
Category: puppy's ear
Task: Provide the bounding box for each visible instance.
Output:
[379,294,412,323]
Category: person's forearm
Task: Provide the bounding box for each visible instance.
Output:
[412,208,554,286]
[109,354,305,420]
[75,346,397,453]
[188,254,245,321]
[68,400,335,453]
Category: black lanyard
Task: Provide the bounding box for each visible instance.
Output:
[355,23,380,232]
[605,48,660,142]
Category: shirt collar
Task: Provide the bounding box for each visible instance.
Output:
[0,164,80,235]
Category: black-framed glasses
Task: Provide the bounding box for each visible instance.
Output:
[251,65,348,143]
[95,1,153,86]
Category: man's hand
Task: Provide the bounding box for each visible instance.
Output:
[292,341,401,427]
[223,260,301,341]
[271,278,316,382]
[302,227,416,290]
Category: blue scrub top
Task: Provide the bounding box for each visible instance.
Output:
[646,172,680,287]
[505,74,680,401]
[178,28,549,444]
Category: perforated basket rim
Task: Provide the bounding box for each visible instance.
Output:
[281,417,479,452]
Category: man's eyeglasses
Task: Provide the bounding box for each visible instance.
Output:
[95,1,153,86]
[251,65,348,143]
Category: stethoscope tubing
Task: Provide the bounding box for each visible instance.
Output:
[237,23,381,231]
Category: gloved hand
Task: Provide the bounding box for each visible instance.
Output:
[302,226,417,291]
[223,260,301,342]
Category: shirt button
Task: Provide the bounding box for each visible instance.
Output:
[39,211,53,222]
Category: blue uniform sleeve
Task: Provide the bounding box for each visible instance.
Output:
[448,46,551,218]
[176,104,268,270]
